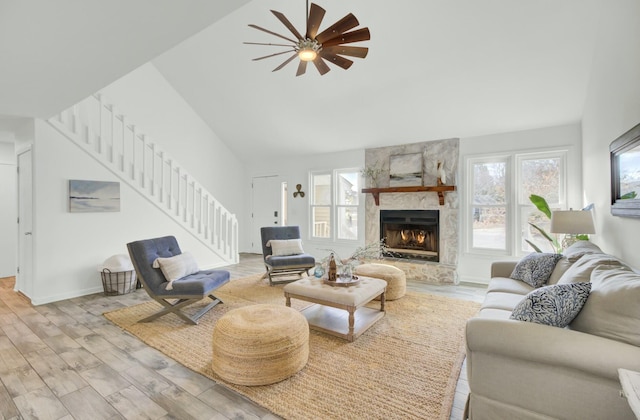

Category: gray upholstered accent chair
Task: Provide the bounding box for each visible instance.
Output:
[260,226,315,286]
[127,235,230,324]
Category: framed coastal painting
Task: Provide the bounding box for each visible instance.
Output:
[69,180,120,212]
[389,153,423,187]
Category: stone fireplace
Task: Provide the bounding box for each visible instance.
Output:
[364,138,459,285]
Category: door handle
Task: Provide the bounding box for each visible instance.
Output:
[24,232,32,235]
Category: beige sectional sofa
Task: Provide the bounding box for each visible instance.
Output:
[465,241,640,420]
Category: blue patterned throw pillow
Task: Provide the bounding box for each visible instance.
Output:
[510,283,592,327]
[510,253,563,288]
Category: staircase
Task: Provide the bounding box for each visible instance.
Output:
[48,93,238,264]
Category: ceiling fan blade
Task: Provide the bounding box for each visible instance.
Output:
[252,50,297,61]
[321,28,371,48]
[272,53,298,72]
[306,3,326,39]
[248,24,297,44]
[319,51,353,70]
[322,45,368,59]
[312,57,331,76]
[296,60,308,77]
[270,10,304,40]
[315,13,359,43]
[244,42,295,47]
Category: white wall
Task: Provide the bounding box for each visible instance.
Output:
[246,149,365,261]
[459,123,583,283]
[98,63,248,249]
[0,140,16,277]
[581,0,640,269]
[28,120,227,304]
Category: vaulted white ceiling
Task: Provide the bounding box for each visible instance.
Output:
[1,1,599,162]
[0,0,250,118]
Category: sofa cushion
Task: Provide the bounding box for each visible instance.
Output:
[562,240,603,262]
[546,257,573,285]
[510,253,563,288]
[510,283,591,327]
[557,253,624,284]
[487,277,536,295]
[570,265,640,346]
[477,307,513,320]
[481,291,532,312]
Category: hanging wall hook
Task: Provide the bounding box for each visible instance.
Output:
[293,184,305,198]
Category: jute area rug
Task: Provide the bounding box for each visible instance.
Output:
[104,274,480,420]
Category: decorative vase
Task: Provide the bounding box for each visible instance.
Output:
[340,264,353,280]
[314,263,325,278]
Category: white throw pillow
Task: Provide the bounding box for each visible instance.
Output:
[267,239,304,257]
[153,252,199,290]
[570,265,640,346]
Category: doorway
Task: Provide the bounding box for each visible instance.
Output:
[251,176,286,253]
[17,149,33,297]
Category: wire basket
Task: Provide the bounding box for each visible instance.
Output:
[101,268,137,296]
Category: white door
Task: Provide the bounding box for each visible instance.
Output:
[251,176,283,253]
[0,163,17,277]
[17,149,33,297]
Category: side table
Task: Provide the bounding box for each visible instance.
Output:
[619,368,640,419]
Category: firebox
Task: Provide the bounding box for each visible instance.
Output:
[380,209,439,262]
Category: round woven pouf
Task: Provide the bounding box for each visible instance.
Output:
[211,304,309,386]
[355,263,407,300]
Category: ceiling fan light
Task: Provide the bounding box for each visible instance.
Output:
[298,47,317,61]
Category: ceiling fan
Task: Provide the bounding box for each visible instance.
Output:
[245,0,370,76]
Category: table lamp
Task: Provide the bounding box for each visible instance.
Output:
[550,209,596,249]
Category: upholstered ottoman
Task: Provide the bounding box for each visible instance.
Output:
[284,277,386,342]
[211,304,309,386]
[354,263,406,300]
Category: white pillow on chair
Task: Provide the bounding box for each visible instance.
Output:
[153,252,199,289]
[267,239,304,257]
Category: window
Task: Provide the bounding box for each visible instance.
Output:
[310,169,360,241]
[470,158,508,251]
[466,150,566,256]
[517,153,565,253]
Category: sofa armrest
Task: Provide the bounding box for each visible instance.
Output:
[466,317,640,381]
[466,318,640,419]
[490,261,517,279]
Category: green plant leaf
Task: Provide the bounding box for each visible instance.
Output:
[528,222,562,253]
[529,194,552,219]
[525,239,543,253]
[529,222,553,243]
[620,191,637,200]
[576,234,589,241]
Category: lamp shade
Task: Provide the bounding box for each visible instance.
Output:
[550,210,595,234]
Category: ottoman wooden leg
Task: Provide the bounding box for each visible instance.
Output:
[348,307,355,342]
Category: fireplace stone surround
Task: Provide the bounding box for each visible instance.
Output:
[364,139,459,285]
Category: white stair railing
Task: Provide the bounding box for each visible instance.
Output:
[48,93,239,264]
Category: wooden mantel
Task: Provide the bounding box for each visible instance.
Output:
[361,185,456,206]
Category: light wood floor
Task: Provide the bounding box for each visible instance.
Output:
[0,253,486,420]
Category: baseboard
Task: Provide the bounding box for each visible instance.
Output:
[31,285,104,306]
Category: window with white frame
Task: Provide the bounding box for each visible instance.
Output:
[310,169,360,241]
[466,150,567,256]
